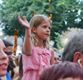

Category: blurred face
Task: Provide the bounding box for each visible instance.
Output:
[34,20,51,40]
[0,40,9,76]
[3,46,13,59]
[59,78,81,80]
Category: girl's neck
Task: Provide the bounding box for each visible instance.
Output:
[37,40,45,48]
[34,35,47,48]
[35,38,45,48]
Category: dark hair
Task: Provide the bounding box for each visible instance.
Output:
[2,40,13,55]
[62,31,83,61]
[3,40,13,47]
[40,62,83,80]
[19,54,23,79]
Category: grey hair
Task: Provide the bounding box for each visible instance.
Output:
[62,31,83,61]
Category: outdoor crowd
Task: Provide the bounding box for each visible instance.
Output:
[0,14,83,80]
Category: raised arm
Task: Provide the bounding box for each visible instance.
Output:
[18,16,32,56]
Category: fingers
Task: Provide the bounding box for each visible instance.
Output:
[18,16,25,25]
[22,16,26,20]
[22,16,29,24]
[18,16,22,23]
[18,16,30,29]
[18,16,27,23]
[18,16,26,21]
[18,16,21,21]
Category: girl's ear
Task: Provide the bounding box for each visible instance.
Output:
[73,52,81,63]
[31,27,36,33]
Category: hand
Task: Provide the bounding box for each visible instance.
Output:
[18,16,30,29]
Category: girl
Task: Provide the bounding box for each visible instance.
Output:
[18,14,55,80]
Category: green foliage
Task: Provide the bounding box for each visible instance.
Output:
[0,0,83,48]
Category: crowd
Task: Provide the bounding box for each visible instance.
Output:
[0,14,83,80]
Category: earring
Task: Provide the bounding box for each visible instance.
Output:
[78,59,81,64]
[78,59,82,67]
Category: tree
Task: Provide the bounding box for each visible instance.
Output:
[0,0,83,48]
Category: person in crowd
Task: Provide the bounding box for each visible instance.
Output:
[2,40,16,78]
[0,39,11,80]
[3,40,20,80]
[40,61,83,80]
[62,31,83,67]
[18,14,55,80]
[18,53,23,80]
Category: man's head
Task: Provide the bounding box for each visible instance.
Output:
[40,62,83,80]
[62,31,83,67]
[2,40,13,58]
[0,39,9,76]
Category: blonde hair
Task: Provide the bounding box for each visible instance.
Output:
[29,14,51,48]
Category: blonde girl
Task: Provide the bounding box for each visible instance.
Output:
[18,14,55,80]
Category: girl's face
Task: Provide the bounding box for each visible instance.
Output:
[33,20,51,41]
[0,41,9,76]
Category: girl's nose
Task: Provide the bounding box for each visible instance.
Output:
[46,28,50,33]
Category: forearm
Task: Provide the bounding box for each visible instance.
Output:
[23,29,32,56]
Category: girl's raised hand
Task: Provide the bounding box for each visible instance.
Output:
[18,16,30,29]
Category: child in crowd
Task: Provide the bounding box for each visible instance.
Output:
[18,14,55,80]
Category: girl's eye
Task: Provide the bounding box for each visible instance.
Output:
[42,26,47,28]
[49,27,51,30]
[42,26,51,29]
[41,25,51,30]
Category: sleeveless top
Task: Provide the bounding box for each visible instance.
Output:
[22,47,52,80]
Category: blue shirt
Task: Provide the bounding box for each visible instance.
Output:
[0,72,11,80]
[6,72,11,80]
